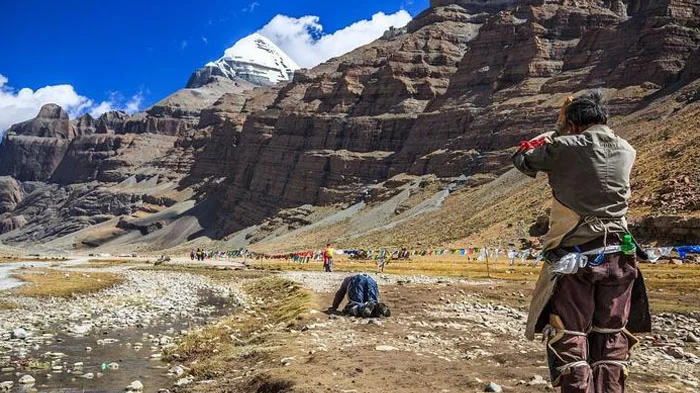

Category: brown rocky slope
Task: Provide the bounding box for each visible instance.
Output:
[1,0,699,253]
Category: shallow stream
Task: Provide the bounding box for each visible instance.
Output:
[0,264,238,393]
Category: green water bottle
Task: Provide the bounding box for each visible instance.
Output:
[621,234,636,255]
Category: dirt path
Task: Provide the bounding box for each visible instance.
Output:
[186,271,700,393]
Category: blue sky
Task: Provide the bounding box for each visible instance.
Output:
[0,0,428,130]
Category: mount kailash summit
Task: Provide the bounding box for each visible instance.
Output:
[186,33,300,89]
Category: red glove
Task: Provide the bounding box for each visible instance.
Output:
[516,137,547,153]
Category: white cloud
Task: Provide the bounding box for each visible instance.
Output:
[242,2,260,12]
[88,101,115,118]
[201,36,208,45]
[257,10,412,68]
[125,91,144,113]
[0,74,144,133]
[180,40,188,50]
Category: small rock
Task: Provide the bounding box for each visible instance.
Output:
[0,381,13,391]
[375,345,399,352]
[685,332,699,343]
[18,375,35,385]
[527,374,548,386]
[71,325,91,335]
[681,379,699,388]
[168,366,185,376]
[666,346,686,359]
[12,328,30,340]
[80,373,95,380]
[484,382,502,392]
[126,380,144,392]
[174,377,193,387]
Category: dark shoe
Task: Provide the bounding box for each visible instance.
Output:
[376,303,391,317]
[362,301,376,318]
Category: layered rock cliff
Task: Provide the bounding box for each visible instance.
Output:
[206,0,700,242]
[1,0,699,253]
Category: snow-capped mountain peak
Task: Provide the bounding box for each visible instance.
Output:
[186,33,300,88]
[223,33,299,73]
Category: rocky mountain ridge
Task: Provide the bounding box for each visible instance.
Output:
[1,0,699,253]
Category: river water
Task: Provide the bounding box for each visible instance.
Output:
[0,262,239,393]
[0,262,44,290]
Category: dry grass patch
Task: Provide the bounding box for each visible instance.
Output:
[0,256,70,264]
[0,300,19,310]
[86,258,142,265]
[250,257,541,281]
[138,265,268,281]
[11,269,124,298]
[640,263,700,314]
[164,276,313,380]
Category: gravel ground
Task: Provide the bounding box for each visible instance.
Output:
[0,267,695,392]
[282,270,700,392]
[280,270,497,293]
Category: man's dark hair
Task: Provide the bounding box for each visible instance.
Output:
[565,89,609,126]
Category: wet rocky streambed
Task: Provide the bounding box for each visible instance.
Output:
[0,265,243,392]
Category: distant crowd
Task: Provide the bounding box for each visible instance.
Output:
[188,244,700,266]
[189,248,252,261]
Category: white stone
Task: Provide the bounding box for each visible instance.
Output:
[71,325,91,335]
[12,328,30,340]
[18,375,35,385]
[126,380,144,392]
[174,377,193,387]
[168,366,185,376]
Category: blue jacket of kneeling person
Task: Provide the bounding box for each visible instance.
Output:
[331,274,379,315]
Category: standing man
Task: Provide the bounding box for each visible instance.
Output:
[513,91,650,393]
[323,243,335,272]
[377,249,390,272]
